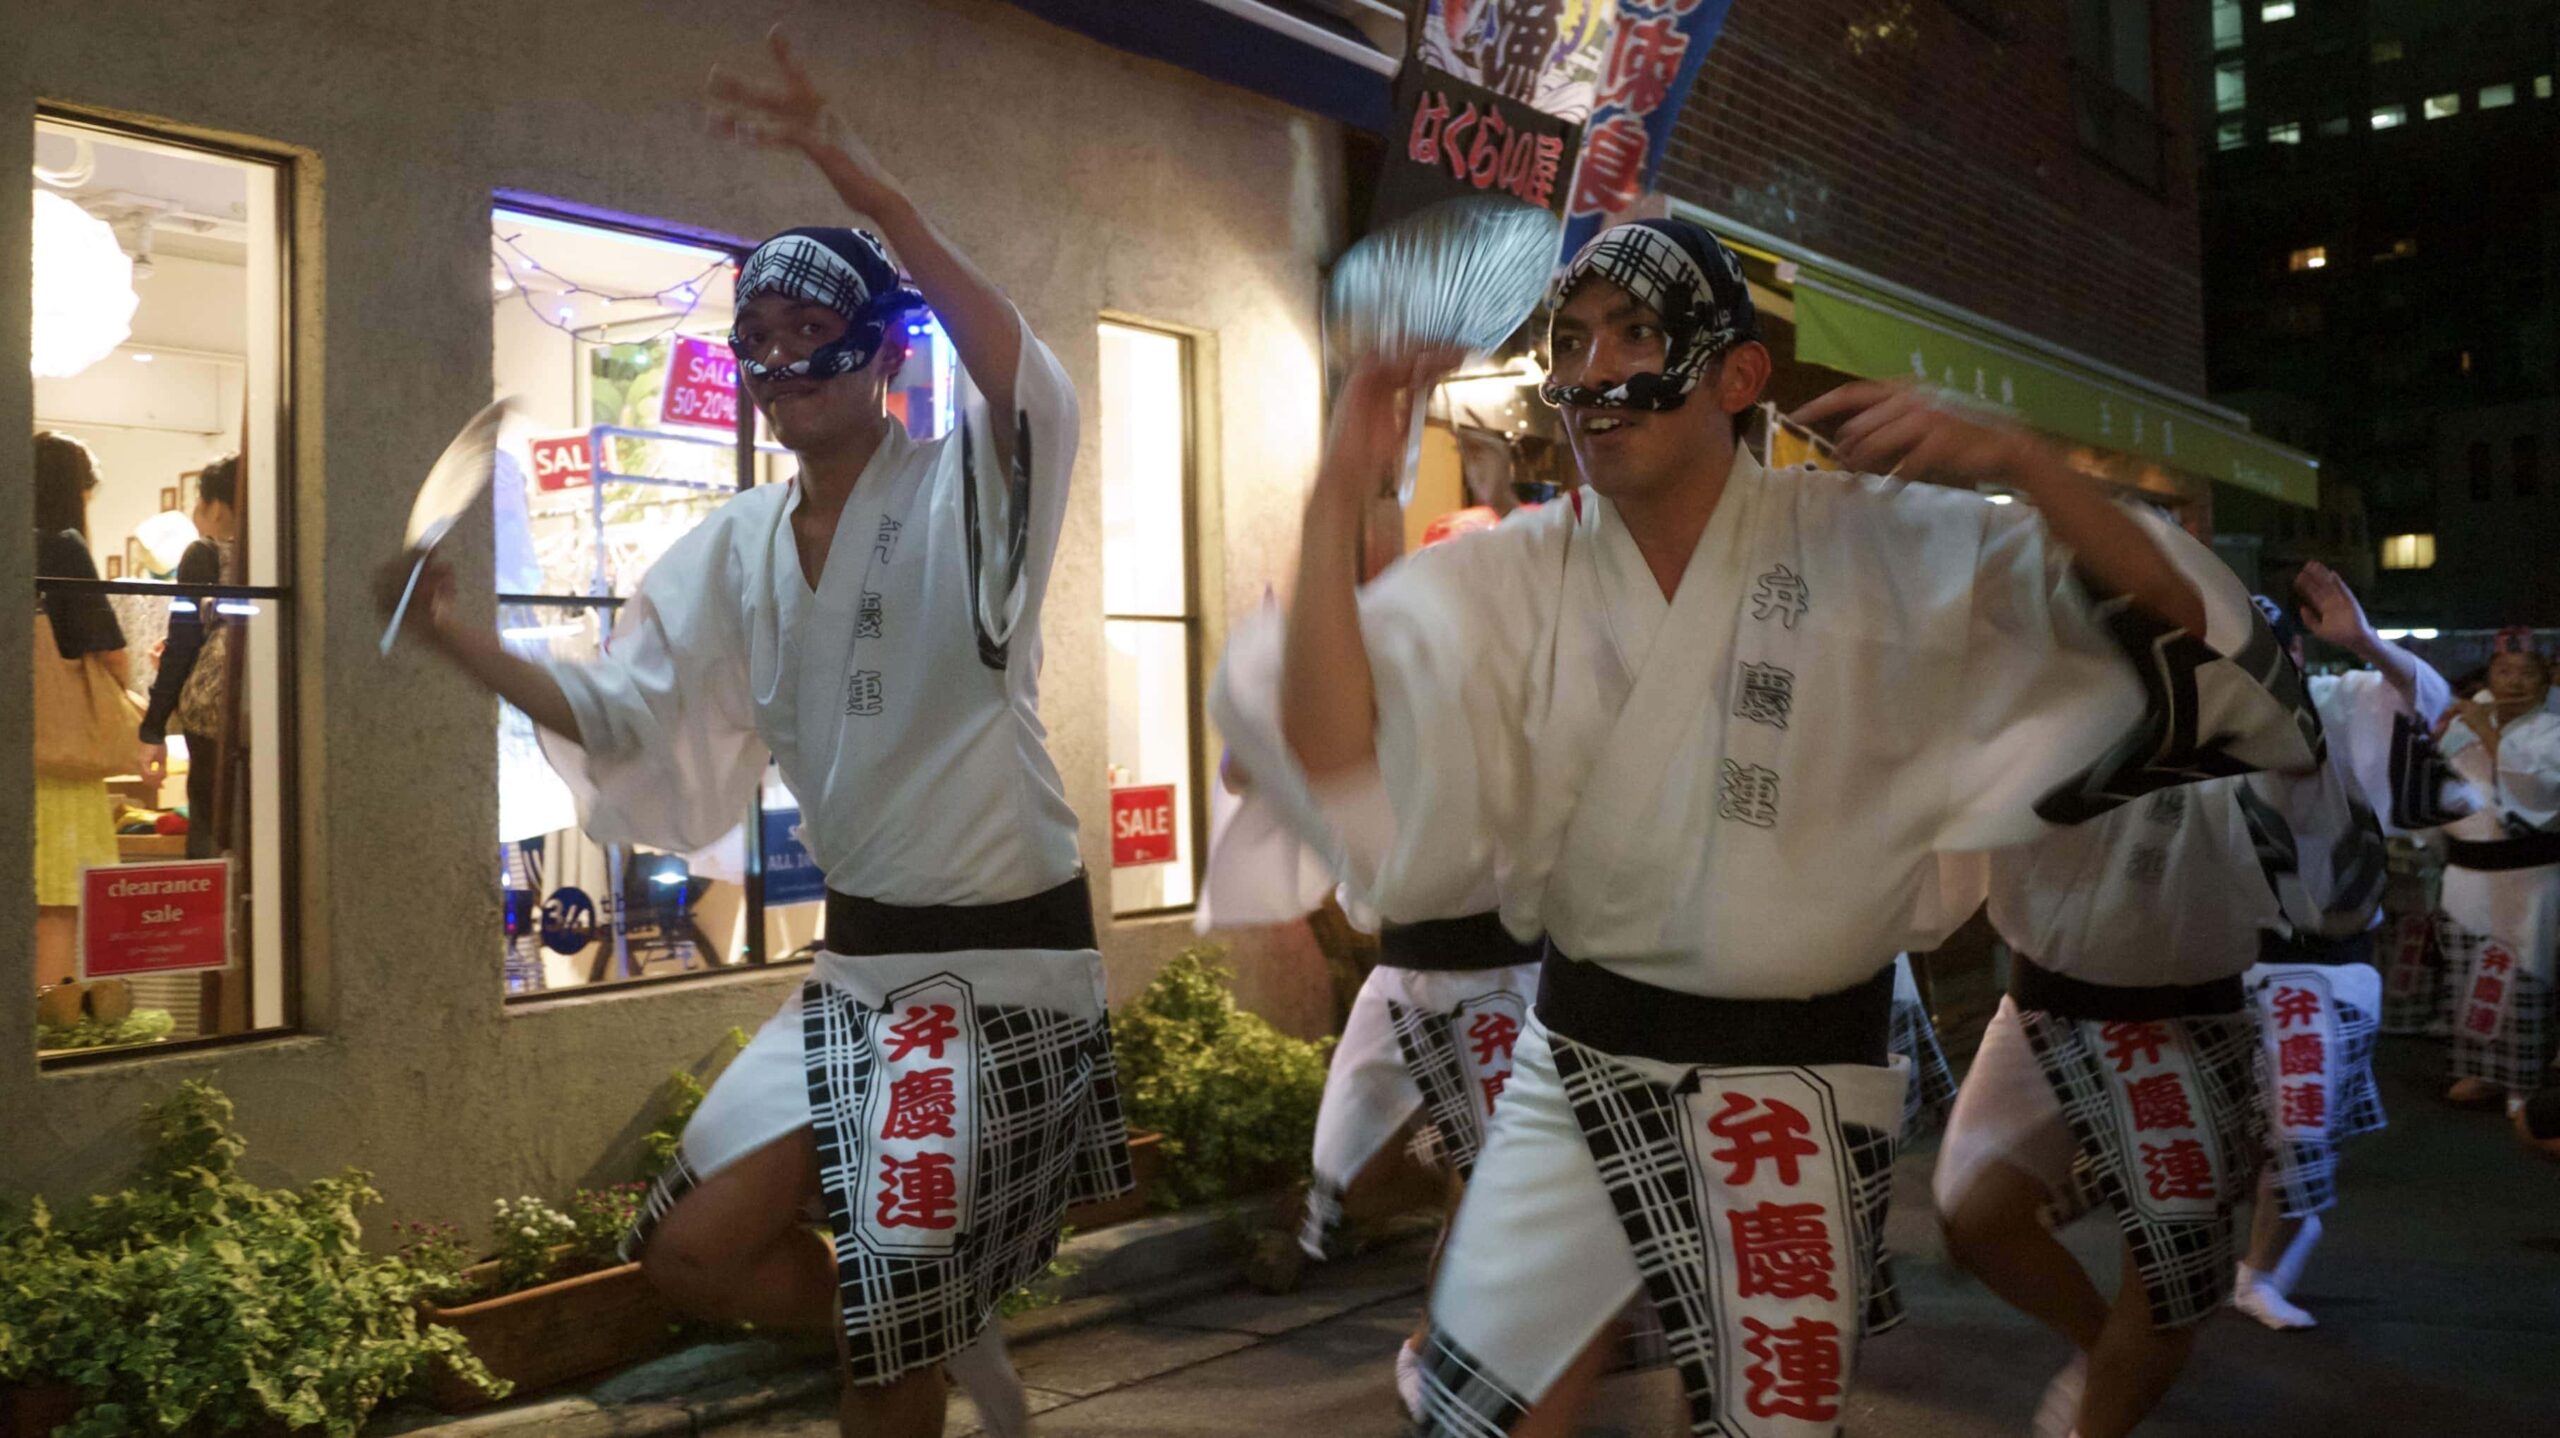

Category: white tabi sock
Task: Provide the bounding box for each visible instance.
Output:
[2269,1213,2324,1297]
[2033,1355,2087,1438]
[2233,1262,2317,1330]
[1394,1338,1427,1422]
[947,1325,1033,1438]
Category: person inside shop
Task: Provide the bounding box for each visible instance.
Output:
[32,432,132,995]
[137,454,240,859]
[378,26,1127,1438]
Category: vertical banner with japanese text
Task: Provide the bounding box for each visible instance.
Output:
[858,976,981,1258]
[1559,0,1737,259]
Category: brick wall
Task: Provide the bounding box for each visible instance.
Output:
[1657,0,2208,393]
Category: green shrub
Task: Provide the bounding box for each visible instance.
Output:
[0,1081,505,1435]
[642,1026,750,1177]
[35,1007,176,1051]
[1113,946,1333,1207]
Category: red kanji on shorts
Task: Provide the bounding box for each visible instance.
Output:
[2280,1083,2327,1129]
[2125,1072,2196,1133]
[1478,1071,1508,1115]
[885,1004,961,1062]
[2270,986,2322,1029]
[2278,1033,2327,1078]
[2100,1020,2172,1073]
[2480,945,2516,976]
[1740,1316,1843,1422]
[2465,1003,2501,1037]
[1728,1201,1837,1301]
[2139,1139,2215,1203]
[879,1066,959,1141]
[1705,1093,1820,1187]
[2476,975,2508,1007]
[875,1151,960,1230]
[1468,1011,1520,1068]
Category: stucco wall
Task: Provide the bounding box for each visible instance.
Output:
[3,0,1344,1232]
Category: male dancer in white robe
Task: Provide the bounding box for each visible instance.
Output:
[2434,630,2560,1111]
[2231,565,2458,1331]
[380,31,1126,1438]
[1250,216,2316,1438]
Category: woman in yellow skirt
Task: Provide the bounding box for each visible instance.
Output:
[33,432,130,988]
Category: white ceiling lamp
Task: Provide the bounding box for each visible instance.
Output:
[31,188,139,379]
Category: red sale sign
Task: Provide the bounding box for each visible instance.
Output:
[528,433,592,492]
[660,335,741,433]
[1110,785,1178,869]
[79,860,232,980]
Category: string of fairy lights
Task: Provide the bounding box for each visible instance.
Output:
[489,229,733,346]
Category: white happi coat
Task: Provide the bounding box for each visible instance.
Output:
[2312,667,2453,839]
[1301,448,2314,995]
[539,313,1080,903]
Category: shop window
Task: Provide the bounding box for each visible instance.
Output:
[2515,434,2542,496]
[2371,39,2404,64]
[2217,121,2248,150]
[2482,83,2518,110]
[31,115,295,1062]
[2216,60,2248,113]
[2267,120,2302,144]
[2378,533,2435,570]
[2260,1,2294,19]
[2371,104,2407,130]
[2468,442,2493,500]
[485,202,958,994]
[2423,92,2461,120]
[1099,321,1200,917]
[2287,245,2327,271]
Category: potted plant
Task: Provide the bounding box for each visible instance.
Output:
[403,1186,676,1412]
[0,1082,503,1437]
[1109,946,1333,1209]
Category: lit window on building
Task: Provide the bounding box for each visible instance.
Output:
[2376,237,2417,262]
[2378,533,2435,570]
[2539,76,2554,99]
[2217,62,2247,114]
[2288,245,2327,271]
[2482,83,2518,110]
[2261,0,2295,18]
[2371,39,2404,63]
[2218,121,2248,150]
[2318,115,2351,136]
[2371,105,2407,130]
[2213,0,2242,49]
[2423,93,2460,120]
[2267,121,2302,144]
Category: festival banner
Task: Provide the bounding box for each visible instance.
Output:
[1414,0,1619,124]
[1558,0,1737,259]
[1376,62,1582,225]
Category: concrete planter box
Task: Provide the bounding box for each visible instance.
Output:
[419,1260,677,1413]
[1061,1129,1165,1232]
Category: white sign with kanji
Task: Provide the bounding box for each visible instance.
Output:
[2086,1018,2221,1223]
[2255,970,2340,1143]
[2458,938,2524,1048]
[1451,992,1527,1120]
[1684,1068,1857,1438]
[856,975,979,1258]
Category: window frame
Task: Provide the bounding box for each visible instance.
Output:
[33,107,304,1070]
[485,194,811,1004]
[1096,316,1209,922]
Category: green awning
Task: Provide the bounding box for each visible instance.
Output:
[1791,275,2319,508]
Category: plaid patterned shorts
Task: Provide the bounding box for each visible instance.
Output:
[2442,919,2558,1092]
[2017,1007,2265,1330]
[622,957,1132,1386]
[1416,1018,1904,1437]
[1890,989,1958,1142]
[2247,965,2386,1219]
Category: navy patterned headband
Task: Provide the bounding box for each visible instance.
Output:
[730,226,927,381]
[1541,218,1756,413]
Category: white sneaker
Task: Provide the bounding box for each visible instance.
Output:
[2033,1355,2086,1438]
[1394,1339,1427,1423]
[2233,1265,2318,1330]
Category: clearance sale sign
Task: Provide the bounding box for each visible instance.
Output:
[79,860,233,979]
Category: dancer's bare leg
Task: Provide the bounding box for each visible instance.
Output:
[2242,1170,2305,1273]
[1409,1169,1465,1350]
[1510,1325,1618,1438]
[2077,1236,2198,1438]
[841,1366,947,1438]
[640,1128,835,1331]
[1941,1160,2108,1350]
